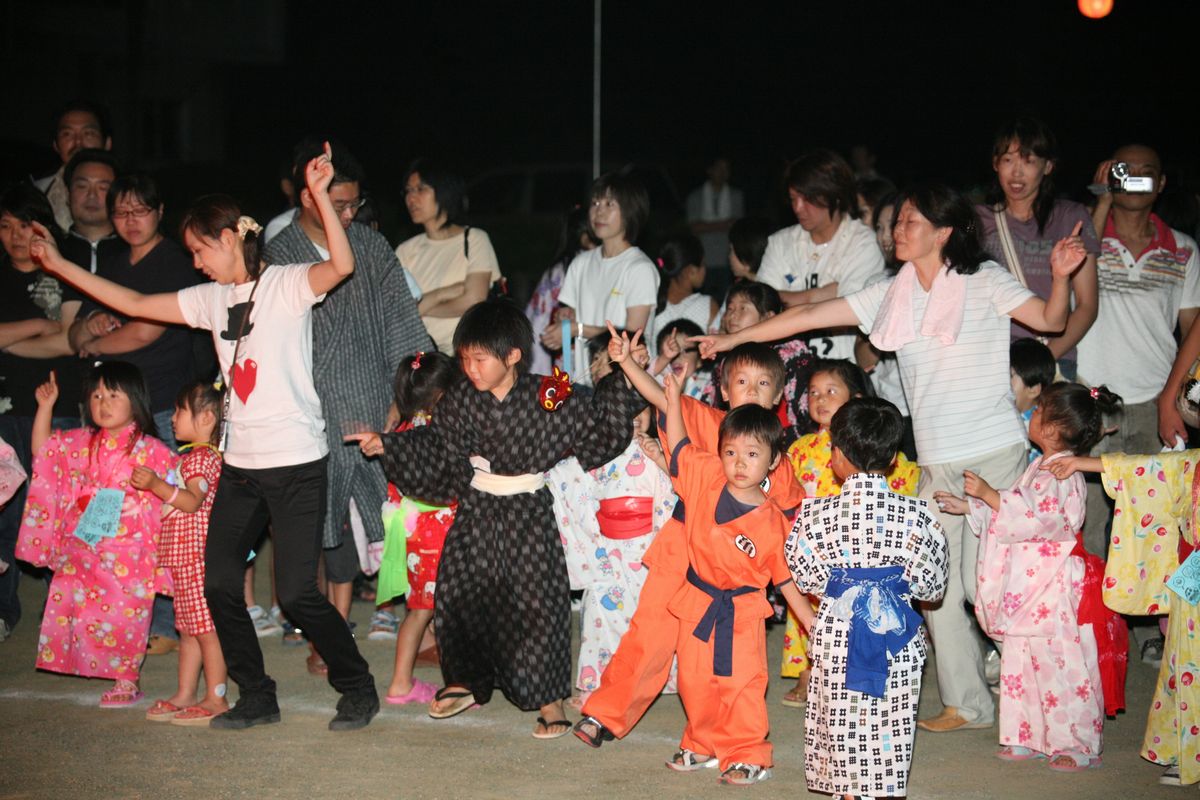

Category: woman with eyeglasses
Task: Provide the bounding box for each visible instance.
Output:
[67,172,203,449]
[395,159,502,354]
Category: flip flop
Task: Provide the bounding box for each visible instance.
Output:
[171,705,220,727]
[386,679,439,705]
[100,680,144,708]
[1048,753,1101,772]
[145,700,182,721]
[532,716,573,740]
[428,687,479,719]
[996,746,1046,762]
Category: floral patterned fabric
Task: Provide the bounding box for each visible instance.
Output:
[16,424,172,680]
[968,452,1103,757]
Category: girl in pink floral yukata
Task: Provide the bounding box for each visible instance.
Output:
[935,382,1127,773]
[16,362,173,707]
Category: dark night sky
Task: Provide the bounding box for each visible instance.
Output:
[6,0,1199,255]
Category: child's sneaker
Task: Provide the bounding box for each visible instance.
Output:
[248,605,281,638]
[367,610,399,641]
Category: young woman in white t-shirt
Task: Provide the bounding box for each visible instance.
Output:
[28,143,380,732]
[541,172,659,359]
[696,184,1086,735]
[652,231,718,341]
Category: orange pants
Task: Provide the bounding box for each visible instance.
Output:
[677,613,772,770]
[581,519,686,737]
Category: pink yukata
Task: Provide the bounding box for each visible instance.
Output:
[968,452,1104,759]
[16,424,173,681]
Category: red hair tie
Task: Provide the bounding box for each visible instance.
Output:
[1089,386,1100,400]
[411,351,424,370]
[655,257,665,269]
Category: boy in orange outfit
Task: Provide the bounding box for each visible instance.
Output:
[575,331,805,748]
[657,367,812,785]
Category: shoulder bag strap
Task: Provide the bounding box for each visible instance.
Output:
[993,207,1028,288]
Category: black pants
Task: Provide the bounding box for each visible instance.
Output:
[204,457,373,697]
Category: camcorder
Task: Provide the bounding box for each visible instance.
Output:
[1106,162,1155,193]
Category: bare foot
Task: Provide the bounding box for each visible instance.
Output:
[429,685,473,716]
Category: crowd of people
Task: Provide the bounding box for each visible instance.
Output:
[2,100,1200,794]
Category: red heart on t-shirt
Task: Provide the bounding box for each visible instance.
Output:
[231,359,258,403]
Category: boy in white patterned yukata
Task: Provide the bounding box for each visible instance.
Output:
[785,398,949,800]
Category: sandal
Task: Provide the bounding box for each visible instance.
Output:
[996,745,1046,762]
[385,679,439,705]
[780,684,807,708]
[573,715,615,748]
[427,686,479,719]
[100,679,144,708]
[998,743,1046,762]
[532,716,573,740]
[1047,753,1101,772]
[306,652,329,676]
[718,763,773,785]
[666,749,719,772]
[171,705,220,727]
[145,699,182,721]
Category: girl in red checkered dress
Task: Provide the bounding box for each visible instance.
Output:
[131,382,228,725]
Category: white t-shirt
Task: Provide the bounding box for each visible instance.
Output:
[557,246,660,337]
[846,262,1034,465]
[177,264,328,469]
[653,292,714,341]
[1076,221,1200,404]
[758,216,884,361]
[395,228,501,354]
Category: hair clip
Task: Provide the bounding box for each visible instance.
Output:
[411,351,424,370]
[1089,386,1100,400]
[236,216,263,240]
[655,257,665,269]
[213,379,224,391]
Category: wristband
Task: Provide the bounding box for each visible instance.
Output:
[166,486,179,506]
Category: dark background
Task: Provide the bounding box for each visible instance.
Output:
[3,0,1197,297]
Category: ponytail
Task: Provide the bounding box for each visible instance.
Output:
[1039,382,1124,455]
[654,232,705,312]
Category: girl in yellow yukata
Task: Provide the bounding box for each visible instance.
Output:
[780,359,919,707]
[1046,445,1200,786]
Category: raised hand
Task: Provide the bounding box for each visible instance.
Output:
[34,370,58,409]
[28,222,63,272]
[305,141,336,197]
[691,333,731,361]
[1050,221,1086,279]
[659,331,681,362]
[637,432,667,472]
[932,490,967,516]
[631,340,651,369]
[605,321,641,365]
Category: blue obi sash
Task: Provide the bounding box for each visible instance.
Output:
[686,566,758,677]
[825,565,922,698]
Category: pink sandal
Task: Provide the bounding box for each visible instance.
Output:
[100,679,144,708]
[385,679,439,705]
[1048,753,1101,772]
[145,699,182,721]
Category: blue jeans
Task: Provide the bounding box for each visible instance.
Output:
[0,414,81,631]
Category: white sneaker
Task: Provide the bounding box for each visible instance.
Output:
[367,610,399,641]
[1160,765,1182,786]
[248,605,281,638]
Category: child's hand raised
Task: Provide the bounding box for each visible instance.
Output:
[605,321,641,365]
[691,333,730,361]
[129,466,160,491]
[637,433,667,472]
[1050,221,1086,279]
[659,331,681,362]
[932,491,967,516]
[662,363,689,406]
[305,141,336,197]
[343,432,383,458]
[34,370,58,409]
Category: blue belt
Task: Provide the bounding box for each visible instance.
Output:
[686,566,759,677]
[826,565,922,698]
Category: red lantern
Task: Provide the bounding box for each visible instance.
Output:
[1078,0,1113,19]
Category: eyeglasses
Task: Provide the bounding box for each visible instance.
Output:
[111,206,156,221]
[333,197,368,215]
